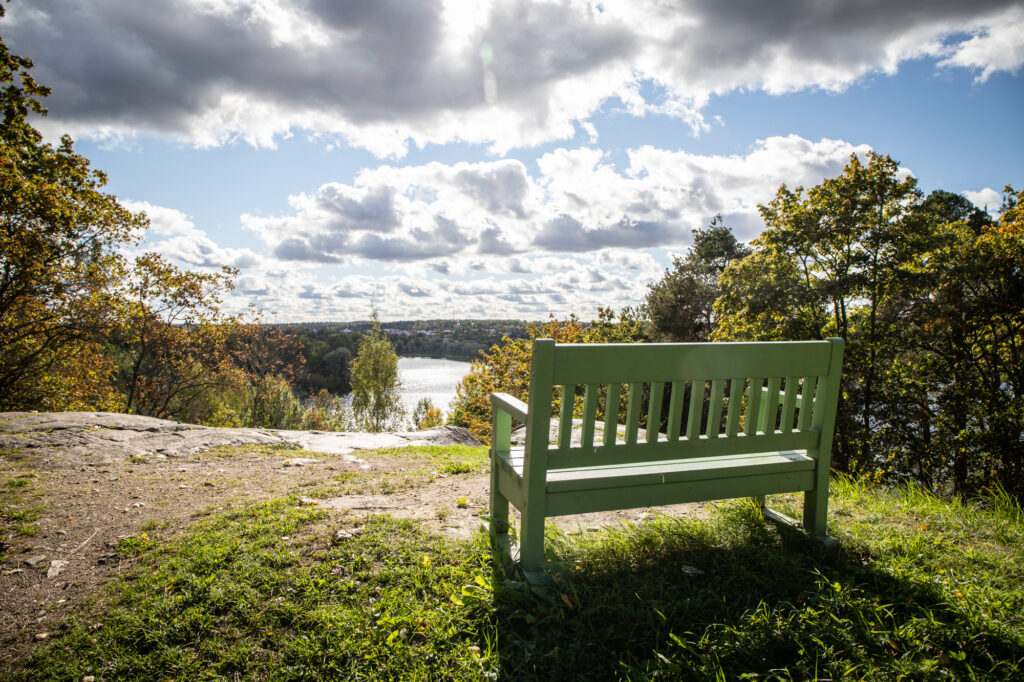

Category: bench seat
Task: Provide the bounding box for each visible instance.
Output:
[497,448,814,515]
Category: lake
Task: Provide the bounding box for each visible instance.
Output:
[397,356,472,416]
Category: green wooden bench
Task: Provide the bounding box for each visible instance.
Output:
[489,338,845,578]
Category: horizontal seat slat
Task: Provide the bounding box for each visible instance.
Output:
[548,450,814,493]
[545,430,817,469]
[546,469,816,516]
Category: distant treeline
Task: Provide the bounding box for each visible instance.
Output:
[282,320,530,396]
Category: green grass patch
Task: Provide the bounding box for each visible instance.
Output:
[14,476,1024,681]
[371,444,489,475]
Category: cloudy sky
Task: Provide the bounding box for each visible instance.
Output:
[5,0,1022,321]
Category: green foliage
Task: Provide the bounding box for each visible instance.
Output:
[351,311,406,432]
[0,23,146,410]
[714,152,1022,499]
[412,397,444,430]
[299,389,352,432]
[112,253,241,420]
[643,216,751,341]
[448,309,642,442]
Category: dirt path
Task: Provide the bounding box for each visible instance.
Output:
[0,412,704,669]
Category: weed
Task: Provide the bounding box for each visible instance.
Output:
[14,523,39,537]
[4,478,29,489]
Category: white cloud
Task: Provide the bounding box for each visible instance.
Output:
[963,187,1004,214]
[938,5,1024,81]
[124,199,264,270]
[6,0,1021,155]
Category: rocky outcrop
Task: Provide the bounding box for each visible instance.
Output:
[0,412,479,466]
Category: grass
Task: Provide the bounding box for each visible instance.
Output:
[11,459,1024,681]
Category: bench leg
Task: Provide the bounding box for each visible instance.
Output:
[489,463,510,555]
[802,485,828,537]
[519,507,546,574]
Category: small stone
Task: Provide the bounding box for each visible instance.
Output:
[283,457,321,467]
[132,502,145,508]
[298,497,318,506]
[334,526,364,542]
[23,554,48,568]
[203,481,216,487]
[34,633,49,641]
[680,565,704,576]
[55,530,67,536]
[84,676,96,682]
[2,568,24,575]
[47,560,68,579]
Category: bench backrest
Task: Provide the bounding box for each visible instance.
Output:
[523,338,844,472]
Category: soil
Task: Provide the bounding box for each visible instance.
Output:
[0,411,704,669]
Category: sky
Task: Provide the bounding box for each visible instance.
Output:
[4,0,1023,322]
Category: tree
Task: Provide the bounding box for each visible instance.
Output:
[322,346,353,394]
[350,311,406,432]
[643,217,751,341]
[412,397,444,429]
[0,21,146,409]
[111,253,240,420]
[448,309,642,442]
[716,152,922,471]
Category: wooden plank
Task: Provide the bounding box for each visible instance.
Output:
[725,378,743,437]
[557,384,574,449]
[604,383,621,446]
[550,340,833,385]
[685,379,705,439]
[646,382,664,444]
[624,382,643,445]
[547,451,814,492]
[745,377,764,436]
[546,431,817,469]
[581,383,598,449]
[797,376,817,431]
[546,470,816,516]
[780,376,799,434]
[666,380,684,441]
[491,392,528,423]
[760,376,781,433]
[706,378,725,438]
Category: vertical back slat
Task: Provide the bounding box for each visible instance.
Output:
[581,384,598,448]
[685,379,705,439]
[624,382,643,445]
[603,383,621,446]
[557,384,574,449]
[706,378,725,438]
[667,380,684,441]
[725,378,743,437]
[646,382,664,443]
[797,376,817,431]
[745,377,764,435]
[780,376,799,434]
[760,376,781,433]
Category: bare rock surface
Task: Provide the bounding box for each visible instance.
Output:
[0,412,478,466]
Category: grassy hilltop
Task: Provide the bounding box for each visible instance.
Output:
[6,443,1023,681]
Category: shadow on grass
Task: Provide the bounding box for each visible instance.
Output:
[489,502,1023,681]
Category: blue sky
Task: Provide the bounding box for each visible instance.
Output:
[5,0,1022,321]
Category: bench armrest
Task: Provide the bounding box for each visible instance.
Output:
[491,392,528,422]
